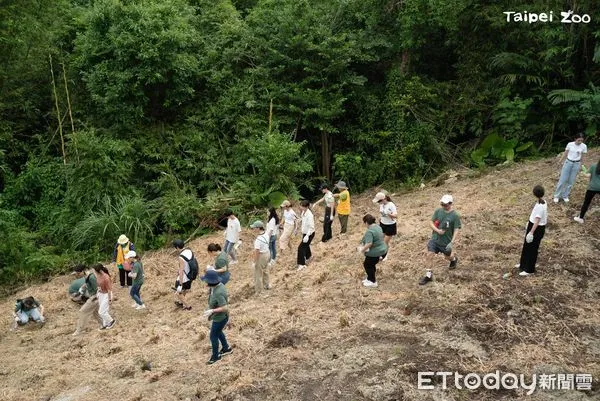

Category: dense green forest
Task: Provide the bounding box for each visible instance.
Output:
[1,0,598,284]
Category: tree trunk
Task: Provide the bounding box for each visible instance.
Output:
[400,49,410,75]
[321,130,331,181]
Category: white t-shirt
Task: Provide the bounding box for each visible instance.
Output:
[301,209,315,235]
[253,233,270,253]
[323,191,335,207]
[380,202,397,225]
[565,142,587,162]
[179,249,193,283]
[529,202,548,226]
[267,217,277,237]
[225,217,241,243]
[283,209,297,225]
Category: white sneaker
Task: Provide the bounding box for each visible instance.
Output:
[514,263,520,269]
[519,271,531,277]
[563,198,570,203]
[381,255,388,262]
[297,265,306,271]
[230,260,238,265]
[574,216,584,224]
[135,304,146,310]
[132,302,138,308]
[363,280,378,288]
[234,241,242,250]
[306,257,313,265]
[553,198,559,203]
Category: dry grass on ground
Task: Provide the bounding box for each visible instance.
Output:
[1,152,600,401]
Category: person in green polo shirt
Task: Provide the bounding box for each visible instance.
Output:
[207,243,230,285]
[357,214,388,288]
[419,194,461,285]
[202,270,233,365]
[126,251,145,310]
[68,264,88,304]
[72,266,102,336]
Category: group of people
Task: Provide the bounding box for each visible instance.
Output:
[11,136,598,366]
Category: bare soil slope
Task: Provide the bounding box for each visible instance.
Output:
[2,153,600,401]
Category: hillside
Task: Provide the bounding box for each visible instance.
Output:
[2,153,600,401]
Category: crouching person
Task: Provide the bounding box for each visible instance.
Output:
[69,264,89,304]
[13,296,45,329]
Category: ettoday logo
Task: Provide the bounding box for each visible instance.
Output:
[504,10,591,24]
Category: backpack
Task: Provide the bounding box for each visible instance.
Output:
[180,250,199,281]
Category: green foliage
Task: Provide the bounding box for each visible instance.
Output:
[471,133,533,167]
[548,84,600,137]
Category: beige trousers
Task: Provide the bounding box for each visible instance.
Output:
[254,252,271,294]
[279,222,295,250]
[76,296,102,332]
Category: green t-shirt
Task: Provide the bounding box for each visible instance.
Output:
[431,208,461,246]
[85,273,98,296]
[208,283,228,322]
[132,261,144,285]
[361,224,388,257]
[215,251,229,271]
[69,277,86,295]
[588,164,600,192]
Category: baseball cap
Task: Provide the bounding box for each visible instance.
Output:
[440,194,453,204]
[372,192,386,203]
[250,220,264,229]
[125,250,137,259]
[280,200,291,208]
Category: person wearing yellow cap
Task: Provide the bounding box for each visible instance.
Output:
[419,194,461,285]
[113,234,135,288]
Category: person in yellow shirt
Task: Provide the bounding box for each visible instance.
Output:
[334,181,351,235]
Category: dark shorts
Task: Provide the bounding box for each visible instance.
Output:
[427,239,451,256]
[380,222,397,236]
[175,280,192,291]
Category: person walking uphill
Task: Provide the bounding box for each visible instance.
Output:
[312,184,336,243]
[516,185,548,276]
[279,200,298,252]
[206,243,230,285]
[553,133,587,203]
[297,200,315,271]
[250,221,271,294]
[574,157,600,224]
[223,210,241,264]
[113,234,135,288]
[173,239,197,310]
[419,194,461,285]
[334,181,351,235]
[126,251,145,310]
[202,270,233,365]
[372,192,397,259]
[266,207,280,265]
[358,214,388,288]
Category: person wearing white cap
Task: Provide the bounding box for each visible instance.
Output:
[112,234,135,288]
[279,200,299,252]
[333,181,351,235]
[419,194,461,285]
[250,220,271,294]
[125,251,145,309]
[372,192,397,259]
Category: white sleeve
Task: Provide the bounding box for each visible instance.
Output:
[583,144,588,153]
[389,203,397,214]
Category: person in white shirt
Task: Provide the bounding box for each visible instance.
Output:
[312,184,336,243]
[250,220,271,294]
[279,200,299,252]
[297,200,315,270]
[516,185,548,276]
[553,133,587,203]
[173,239,193,310]
[266,207,280,265]
[223,210,241,264]
[372,192,398,258]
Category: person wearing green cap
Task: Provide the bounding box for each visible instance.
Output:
[251,220,271,294]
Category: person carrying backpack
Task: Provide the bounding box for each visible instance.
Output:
[173,239,197,310]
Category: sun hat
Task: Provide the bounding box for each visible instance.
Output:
[372,192,386,204]
[440,194,454,204]
[125,250,137,259]
[201,269,221,285]
[335,181,347,189]
[280,200,291,208]
[117,234,129,245]
[250,220,265,229]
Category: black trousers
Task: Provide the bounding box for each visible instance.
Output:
[321,206,334,242]
[363,254,386,282]
[119,268,132,287]
[579,190,600,219]
[519,222,545,274]
[297,233,315,265]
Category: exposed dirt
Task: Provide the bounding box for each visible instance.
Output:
[2,152,600,401]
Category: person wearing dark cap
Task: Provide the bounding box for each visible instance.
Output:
[419,194,461,285]
[202,269,232,364]
[312,183,336,243]
[333,181,351,235]
[251,220,271,294]
[69,264,89,304]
